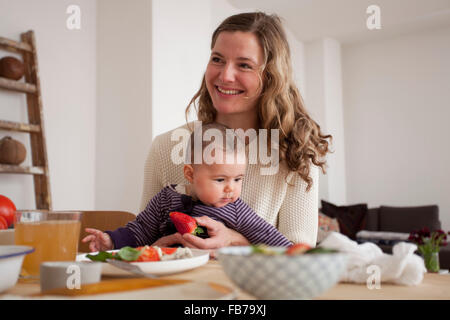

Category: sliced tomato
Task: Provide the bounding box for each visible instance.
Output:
[136,246,159,262]
[286,243,311,255]
[160,247,177,255]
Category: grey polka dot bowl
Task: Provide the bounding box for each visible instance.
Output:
[217,246,348,300]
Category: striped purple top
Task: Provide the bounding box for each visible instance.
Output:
[106,185,292,249]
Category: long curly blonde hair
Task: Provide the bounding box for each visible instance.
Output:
[185,12,332,191]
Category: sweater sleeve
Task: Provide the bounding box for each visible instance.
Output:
[277,166,319,247]
[105,227,138,249]
[139,134,166,212]
[123,189,167,247]
[235,199,292,247]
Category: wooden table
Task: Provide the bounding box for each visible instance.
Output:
[319,272,450,300]
[3,261,450,300]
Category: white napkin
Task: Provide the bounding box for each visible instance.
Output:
[319,232,426,285]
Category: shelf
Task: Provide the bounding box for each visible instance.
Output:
[1,30,52,210]
[0,77,36,94]
[0,120,40,133]
[0,164,45,175]
[0,36,32,53]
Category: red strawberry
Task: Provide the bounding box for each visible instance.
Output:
[169,211,205,236]
[286,243,311,255]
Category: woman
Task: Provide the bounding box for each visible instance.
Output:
[141,12,331,251]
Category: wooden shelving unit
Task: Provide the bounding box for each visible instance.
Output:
[0,31,52,210]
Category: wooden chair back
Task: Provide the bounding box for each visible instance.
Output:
[78,211,136,253]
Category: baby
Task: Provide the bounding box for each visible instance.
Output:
[82,122,292,251]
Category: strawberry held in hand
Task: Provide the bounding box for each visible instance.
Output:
[169,211,205,236]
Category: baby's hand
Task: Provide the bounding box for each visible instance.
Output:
[82,228,114,252]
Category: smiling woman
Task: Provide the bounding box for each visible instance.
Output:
[140,12,333,250]
[186,12,332,189]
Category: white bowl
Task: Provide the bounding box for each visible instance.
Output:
[0,245,35,293]
[217,246,348,300]
[40,261,102,292]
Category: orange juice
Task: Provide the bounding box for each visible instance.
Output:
[14,220,81,276]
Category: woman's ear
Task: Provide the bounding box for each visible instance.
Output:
[183,165,194,183]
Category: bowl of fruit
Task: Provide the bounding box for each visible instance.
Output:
[217,243,347,300]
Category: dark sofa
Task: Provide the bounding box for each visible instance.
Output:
[361,205,450,270]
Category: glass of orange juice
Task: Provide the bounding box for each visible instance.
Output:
[14,211,82,278]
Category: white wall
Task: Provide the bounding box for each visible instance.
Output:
[323,39,347,205]
[343,26,450,230]
[210,0,241,30]
[285,27,307,104]
[305,41,328,201]
[151,0,212,138]
[0,0,97,211]
[304,39,347,205]
[95,0,228,213]
[95,0,151,213]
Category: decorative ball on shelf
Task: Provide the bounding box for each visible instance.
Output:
[0,56,25,80]
[0,136,26,165]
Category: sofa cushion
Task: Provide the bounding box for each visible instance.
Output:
[317,212,340,243]
[363,208,379,231]
[320,200,368,240]
[356,230,410,246]
[318,212,340,232]
[379,205,441,233]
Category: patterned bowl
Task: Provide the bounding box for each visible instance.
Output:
[217,246,347,300]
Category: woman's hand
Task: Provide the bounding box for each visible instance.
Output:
[181,216,250,257]
[82,228,114,252]
[151,232,197,248]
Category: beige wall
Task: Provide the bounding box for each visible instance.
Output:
[151,0,212,138]
[95,0,152,213]
[0,0,97,211]
[305,39,347,205]
[343,26,450,229]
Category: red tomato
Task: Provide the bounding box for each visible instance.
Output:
[161,247,177,255]
[0,215,7,230]
[136,246,160,262]
[286,243,311,255]
[0,195,16,227]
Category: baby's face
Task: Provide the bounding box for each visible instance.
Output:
[190,162,246,208]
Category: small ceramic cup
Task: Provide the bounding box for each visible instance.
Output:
[40,261,102,292]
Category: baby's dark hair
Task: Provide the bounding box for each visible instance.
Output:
[186,122,246,165]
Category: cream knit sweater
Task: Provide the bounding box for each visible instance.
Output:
[139,124,319,247]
